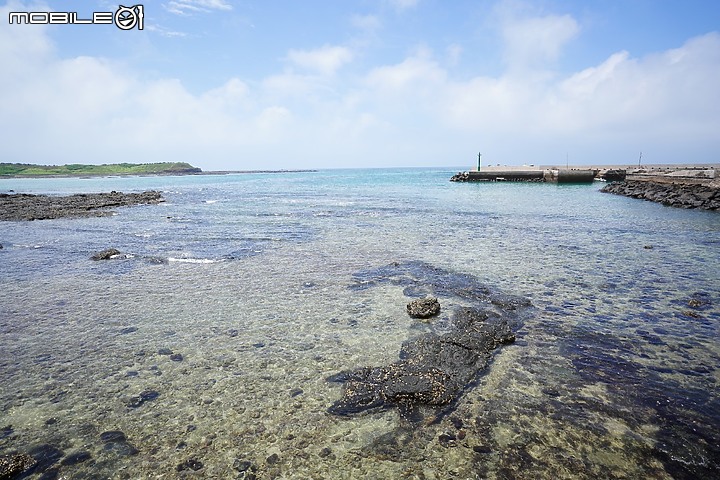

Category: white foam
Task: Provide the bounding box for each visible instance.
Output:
[167,257,218,264]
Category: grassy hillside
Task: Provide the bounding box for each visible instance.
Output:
[0,162,202,176]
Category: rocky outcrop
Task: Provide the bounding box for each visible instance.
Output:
[91,248,123,260]
[406,297,440,319]
[328,261,533,420]
[450,172,470,182]
[0,453,37,480]
[0,190,164,221]
[601,181,720,210]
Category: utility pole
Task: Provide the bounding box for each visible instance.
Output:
[477,152,482,171]
[638,151,643,167]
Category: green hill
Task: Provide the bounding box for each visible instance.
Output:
[0,162,202,177]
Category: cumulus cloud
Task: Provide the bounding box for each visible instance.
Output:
[502,13,579,71]
[0,0,718,169]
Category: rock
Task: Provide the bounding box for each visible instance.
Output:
[176,458,204,471]
[601,180,720,210]
[406,297,440,319]
[329,261,531,420]
[100,431,139,457]
[27,444,64,473]
[99,431,126,443]
[91,248,122,260]
[170,353,184,362]
[126,390,160,408]
[0,453,37,479]
[0,190,164,221]
[450,172,470,182]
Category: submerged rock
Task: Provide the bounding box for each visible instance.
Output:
[0,190,164,221]
[0,453,37,479]
[328,261,532,420]
[406,297,440,319]
[91,248,122,260]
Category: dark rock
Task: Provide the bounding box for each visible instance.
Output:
[449,416,464,429]
[119,327,138,334]
[158,348,173,355]
[0,453,37,479]
[60,451,91,466]
[438,432,457,447]
[318,447,332,458]
[27,444,64,473]
[176,458,204,471]
[233,459,254,472]
[329,261,531,420]
[266,453,280,465]
[290,388,303,397]
[91,248,122,261]
[127,390,160,408]
[406,297,440,319]
[473,445,492,454]
[0,190,164,221]
[170,353,183,362]
[99,431,126,443]
[601,180,720,211]
[0,425,12,439]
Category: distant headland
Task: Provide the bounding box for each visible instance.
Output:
[0,162,317,178]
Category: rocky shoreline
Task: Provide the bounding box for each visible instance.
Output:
[0,191,164,221]
[601,181,720,210]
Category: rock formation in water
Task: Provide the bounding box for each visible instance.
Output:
[601,181,720,210]
[0,190,164,221]
[327,261,533,420]
[406,297,440,319]
[0,453,37,479]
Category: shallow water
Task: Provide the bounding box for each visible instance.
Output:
[0,169,718,479]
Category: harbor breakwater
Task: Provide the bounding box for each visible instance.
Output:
[451,164,720,211]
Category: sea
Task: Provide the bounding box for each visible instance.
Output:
[0,168,718,479]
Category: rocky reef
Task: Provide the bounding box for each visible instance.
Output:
[601,180,720,210]
[327,261,533,421]
[0,191,164,221]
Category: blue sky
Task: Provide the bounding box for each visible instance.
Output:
[1,0,719,170]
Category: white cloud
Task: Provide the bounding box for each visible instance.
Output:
[286,45,354,76]
[163,0,232,15]
[0,0,718,169]
[502,13,579,70]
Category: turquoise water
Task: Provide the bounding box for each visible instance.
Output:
[1,168,718,479]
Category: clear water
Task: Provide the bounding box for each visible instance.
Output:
[1,169,718,479]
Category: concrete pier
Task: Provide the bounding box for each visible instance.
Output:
[451,166,596,183]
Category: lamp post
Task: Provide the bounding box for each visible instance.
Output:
[477,152,482,171]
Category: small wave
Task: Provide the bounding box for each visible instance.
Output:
[167,257,219,264]
[205,200,219,204]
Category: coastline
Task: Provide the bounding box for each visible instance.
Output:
[0,169,318,179]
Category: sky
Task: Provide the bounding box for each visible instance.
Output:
[1,0,719,170]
